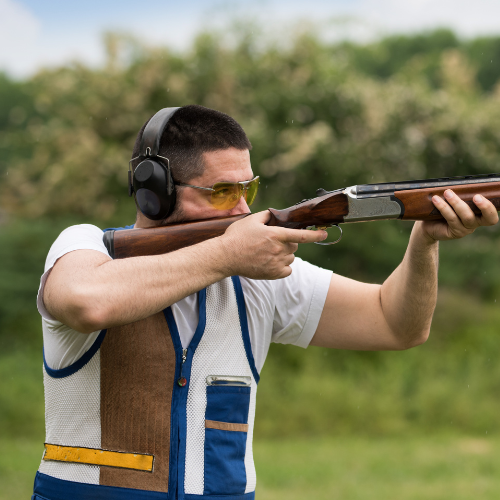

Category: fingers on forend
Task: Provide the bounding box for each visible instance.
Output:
[432,195,458,221]
[473,194,499,224]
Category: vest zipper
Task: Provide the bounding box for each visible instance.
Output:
[176,347,189,500]
[177,348,188,387]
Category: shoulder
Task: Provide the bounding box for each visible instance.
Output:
[38,224,110,321]
[45,224,109,272]
[238,275,275,312]
[54,223,105,244]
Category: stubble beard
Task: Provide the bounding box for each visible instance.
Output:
[161,202,188,225]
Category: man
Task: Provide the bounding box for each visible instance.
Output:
[32,105,498,500]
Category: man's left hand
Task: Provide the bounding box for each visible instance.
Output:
[421,189,499,242]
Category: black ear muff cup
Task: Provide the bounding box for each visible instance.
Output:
[130,107,180,220]
[133,159,176,220]
[134,161,155,182]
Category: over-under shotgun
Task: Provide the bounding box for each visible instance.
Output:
[104,173,500,259]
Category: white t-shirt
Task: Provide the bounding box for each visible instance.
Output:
[37,224,333,373]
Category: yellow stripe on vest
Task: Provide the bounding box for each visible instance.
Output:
[43,444,154,472]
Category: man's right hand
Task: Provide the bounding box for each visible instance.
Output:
[218,210,328,280]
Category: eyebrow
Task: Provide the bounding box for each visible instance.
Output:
[217,177,255,183]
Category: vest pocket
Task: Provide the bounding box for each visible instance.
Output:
[203,385,251,495]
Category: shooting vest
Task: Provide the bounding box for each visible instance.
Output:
[33,275,260,500]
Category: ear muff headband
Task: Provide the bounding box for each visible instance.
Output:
[140,107,180,157]
[130,107,180,220]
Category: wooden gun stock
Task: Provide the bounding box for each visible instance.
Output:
[105,214,248,259]
[104,174,500,259]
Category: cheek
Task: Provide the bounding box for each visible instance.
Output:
[180,195,229,219]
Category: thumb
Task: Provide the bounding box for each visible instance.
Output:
[248,210,272,224]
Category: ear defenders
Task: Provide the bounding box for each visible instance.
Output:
[128,107,180,220]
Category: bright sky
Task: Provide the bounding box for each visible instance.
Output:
[2,0,500,78]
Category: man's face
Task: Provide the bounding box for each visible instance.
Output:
[176,147,253,221]
[135,147,254,228]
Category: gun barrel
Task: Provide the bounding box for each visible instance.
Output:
[356,173,500,198]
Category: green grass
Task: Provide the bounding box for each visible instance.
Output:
[0,349,44,499]
[5,435,500,499]
[0,437,43,499]
[255,436,500,499]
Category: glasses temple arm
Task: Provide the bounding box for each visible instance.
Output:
[175,182,214,192]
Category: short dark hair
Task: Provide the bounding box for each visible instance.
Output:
[131,104,252,183]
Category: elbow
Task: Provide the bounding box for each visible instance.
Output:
[64,286,111,334]
[73,311,108,334]
[397,327,431,350]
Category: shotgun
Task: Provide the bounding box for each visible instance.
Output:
[103,173,500,259]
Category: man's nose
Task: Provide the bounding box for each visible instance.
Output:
[229,196,250,216]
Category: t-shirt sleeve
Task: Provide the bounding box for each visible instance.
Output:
[271,257,332,348]
[37,224,110,321]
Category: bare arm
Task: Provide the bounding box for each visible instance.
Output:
[311,191,499,350]
[44,211,327,333]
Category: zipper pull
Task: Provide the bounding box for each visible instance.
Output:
[177,349,188,387]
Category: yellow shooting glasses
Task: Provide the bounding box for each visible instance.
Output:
[177,176,260,210]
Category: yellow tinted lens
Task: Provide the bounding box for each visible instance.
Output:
[244,177,259,206]
[211,183,243,210]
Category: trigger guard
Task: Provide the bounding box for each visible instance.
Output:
[314,224,343,245]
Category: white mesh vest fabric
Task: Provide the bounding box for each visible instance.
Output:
[38,350,101,484]
[184,278,258,495]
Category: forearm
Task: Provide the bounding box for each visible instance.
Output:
[45,211,328,333]
[313,190,496,351]
[380,221,439,347]
[45,236,231,333]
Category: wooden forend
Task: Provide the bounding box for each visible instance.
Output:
[395,181,500,221]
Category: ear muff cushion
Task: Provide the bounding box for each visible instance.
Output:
[136,188,162,217]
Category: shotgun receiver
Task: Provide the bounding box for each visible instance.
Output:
[103,173,500,259]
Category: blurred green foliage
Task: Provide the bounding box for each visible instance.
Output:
[2,27,500,447]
